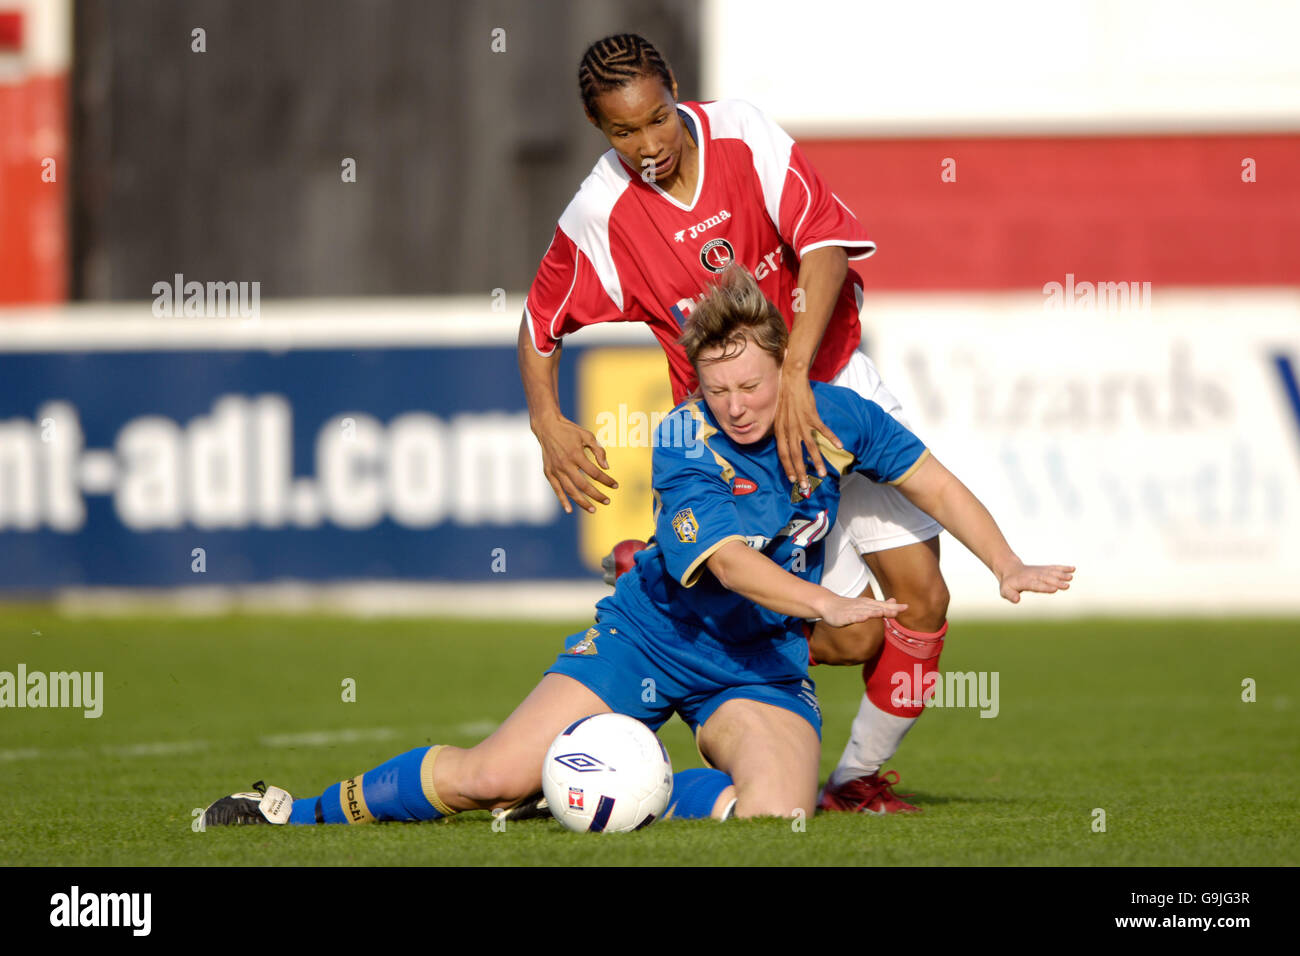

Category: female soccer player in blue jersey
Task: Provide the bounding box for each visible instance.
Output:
[203,268,1071,826]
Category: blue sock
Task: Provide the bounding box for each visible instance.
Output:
[665,768,734,820]
[287,745,454,825]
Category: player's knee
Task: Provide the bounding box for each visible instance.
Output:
[922,573,950,624]
[900,568,949,631]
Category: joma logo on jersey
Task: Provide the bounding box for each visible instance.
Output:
[674,208,732,243]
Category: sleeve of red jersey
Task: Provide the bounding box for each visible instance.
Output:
[705,100,874,262]
[778,142,876,262]
[523,226,625,356]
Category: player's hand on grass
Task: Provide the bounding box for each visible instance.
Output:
[533,413,618,514]
[776,370,842,497]
[819,593,907,628]
[996,562,1076,603]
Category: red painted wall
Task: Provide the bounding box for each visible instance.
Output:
[0,72,67,303]
[800,134,1300,290]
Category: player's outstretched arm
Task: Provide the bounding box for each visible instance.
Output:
[707,539,906,626]
[517,315,618,514]
[896,455,1075,603]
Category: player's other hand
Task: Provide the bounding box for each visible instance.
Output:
[533,413,617,514]
[775,371,842,497]
[997,562,1076,603]
[820,594,907,628]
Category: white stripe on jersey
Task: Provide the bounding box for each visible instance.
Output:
[555,152,633,323]
[697,99,796,235]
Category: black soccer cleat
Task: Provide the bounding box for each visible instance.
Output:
[497,791,550,822]
[202,780,293,827]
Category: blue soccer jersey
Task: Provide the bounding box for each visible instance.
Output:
[599,381,929,646]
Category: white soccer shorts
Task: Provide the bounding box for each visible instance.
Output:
[819,350,942,599]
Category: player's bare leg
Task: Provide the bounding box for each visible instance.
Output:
[807,584,884,665]
[433,673,610,811]
[202,674,610,827]
[697,698,819,819]
[862,536,948,633]
[821,535,948,813]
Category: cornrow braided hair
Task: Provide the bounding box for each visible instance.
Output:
[578,33,675,120]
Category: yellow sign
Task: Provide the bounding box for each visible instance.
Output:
[577,348,675,572]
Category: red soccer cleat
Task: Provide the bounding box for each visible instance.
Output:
[601,539,647,587]
[818,770,921,814]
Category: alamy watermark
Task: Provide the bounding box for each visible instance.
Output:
[593,404,704,457]
[152,273,260,320]
[1043,273,1151,313]
[891,666,999,718]
[50,886,150,936]
[0,664,103,718]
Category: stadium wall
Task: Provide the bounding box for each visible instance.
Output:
[0,0,70,304]
[797,134,1300,291]
[704,0,1300,134]
[2,293,1297,616]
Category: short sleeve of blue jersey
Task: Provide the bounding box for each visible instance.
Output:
[812,383,930,484]
[651,405,748,587]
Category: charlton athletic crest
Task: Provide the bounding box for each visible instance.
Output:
[672,508,699,543]
[699,238,734,273]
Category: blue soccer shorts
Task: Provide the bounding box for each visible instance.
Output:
[544,608,822,739]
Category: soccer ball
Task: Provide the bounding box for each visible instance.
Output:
[541,713,673,833]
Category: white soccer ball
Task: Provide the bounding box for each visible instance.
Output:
[541,713,673,833]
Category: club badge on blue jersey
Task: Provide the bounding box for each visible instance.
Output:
[568,627,600,655]
[791,475,823,502]
[673,509,699,543]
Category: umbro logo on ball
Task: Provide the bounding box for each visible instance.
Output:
[554,752,611,773]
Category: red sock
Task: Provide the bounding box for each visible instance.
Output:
[864,619,948,719]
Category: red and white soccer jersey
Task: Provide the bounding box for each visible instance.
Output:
[525,99,876,404]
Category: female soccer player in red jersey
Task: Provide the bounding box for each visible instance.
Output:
[519,34,963,812]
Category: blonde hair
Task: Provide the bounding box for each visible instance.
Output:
[678,265,788,368]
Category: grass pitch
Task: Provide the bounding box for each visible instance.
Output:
[0,609,1296,866]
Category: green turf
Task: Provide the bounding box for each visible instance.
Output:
[0,609,1296,866]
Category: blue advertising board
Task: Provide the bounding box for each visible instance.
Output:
[0,344,595,590]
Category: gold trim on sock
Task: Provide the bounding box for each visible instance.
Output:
[340,774,375,824]
[421,745,457,817]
